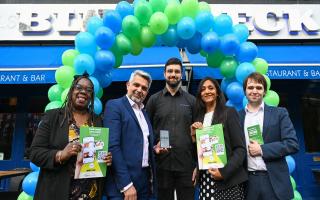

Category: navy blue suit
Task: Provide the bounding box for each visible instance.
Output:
[239,104,299,200]
[104,96,156,199]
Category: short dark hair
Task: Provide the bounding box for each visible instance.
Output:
[243,72,267,92]
[164,57,183,71]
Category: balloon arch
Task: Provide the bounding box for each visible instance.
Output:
[18,1,302,200]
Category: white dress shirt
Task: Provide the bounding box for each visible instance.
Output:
[244,102,267,171]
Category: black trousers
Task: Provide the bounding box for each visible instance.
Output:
[157,168,195,200]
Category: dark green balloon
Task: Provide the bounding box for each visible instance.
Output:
[220,57,238,78]
[206,50,225,68]
[116,33,132,55]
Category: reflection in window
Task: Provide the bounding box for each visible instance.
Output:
[301,95,320,153]
[24,113,43,160]
[0,113,16,160]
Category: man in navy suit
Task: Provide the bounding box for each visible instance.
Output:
[239,72,299,200]
[104,70,156,200]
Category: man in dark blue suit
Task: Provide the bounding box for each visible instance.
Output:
[239,72,299,200]
[104,70,156,200]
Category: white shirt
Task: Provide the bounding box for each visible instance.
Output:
[203,111,214,127]
[244,102,267,171]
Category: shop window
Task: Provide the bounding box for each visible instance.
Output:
[301,95,320,153]
[0,97,17,160]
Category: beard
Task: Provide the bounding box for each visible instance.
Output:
[166,78,181,89]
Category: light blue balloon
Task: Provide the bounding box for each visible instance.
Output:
[233,24,249,43]
[29,162,40,172]
[103,10,122,34]
[220,34,240,56]
[116,1,134,19]
[86,16,103,35]
[236,42,258,63]
[95,26,115,50]
[74,54,95,75]
[95,50,115,73]
[226,81,244,104]
[195,11,214,34]
[89,76,100,95]
[214,14,233,36]
[177,17,196,40]
[235,62,256,83]
[94,97,103,115]
[75,32,97,56]
[161,26,178,47]
[201,31,220,53]
[22,171,39,196]
[286,155,296,174]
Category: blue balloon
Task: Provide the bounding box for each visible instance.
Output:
[94,97,103,115]
[176,37,188,49]
[221,77,236,93]
[233,24,249,43]
[186,32,202,54]
[103,10,122,34]
[29,162,40,172]
[89,76,100,95]
[93,70,113,88]
[201,31,220,53]
[177,17,196,40]
[225,100,243,111]
[116,1,134,19]
[235,62,256,83]
[22,172,39,196]
[236,42,258,63]
[95,26,115,50]
[195,11,214,34]
[95,50,115,73]
[161,26,178,47]
[226,81,244,104]
[214,14,233,36]
[220,34,240,56]
[75,32,97,56]
[286,155,296,174]
[242,96,248,108]
[74,54,95,75]
[86,16,103,35]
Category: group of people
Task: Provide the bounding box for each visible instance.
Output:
[30,57,299,200]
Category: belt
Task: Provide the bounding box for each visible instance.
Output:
[248,170,268,175]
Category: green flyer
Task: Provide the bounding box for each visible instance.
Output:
[247,124,264,144]
[196,124,227,169]
[75,126,109,179]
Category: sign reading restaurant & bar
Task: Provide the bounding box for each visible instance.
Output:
[0,4,319,41]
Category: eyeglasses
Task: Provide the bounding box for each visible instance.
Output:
[74,84,93,93]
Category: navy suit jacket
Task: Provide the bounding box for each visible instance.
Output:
[104,96,156,198]
[239,104,299,200]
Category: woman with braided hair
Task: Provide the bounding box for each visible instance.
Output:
[31,74,112,200]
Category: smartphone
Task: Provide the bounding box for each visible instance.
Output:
[160,130,170,148]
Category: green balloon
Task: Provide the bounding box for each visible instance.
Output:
[48,84,64,102]
[140,26,156,47]
[264,90,279,107]
[200,50,208,57]
[45,101,63,112]
[290,176,296,190]
[116,33,132,55]
[220,57,238,78]
[114,53,123,68]
[62,49,80,67]
[122,15,141,38]
[18,191,33,200]
[61,87,70,103]
[130,37,143,56]
[164,1,182,25]
[206,50,225,68]
[253,58,268,74]
[181,0,199,18]
[134,1,153,26]
[293,190,302,200]
[263,74,271,91]
[55,65,75,89]
[149,0,167,12]
[149,12,169,35]
[97,87,104,98]
[198,1,211,12]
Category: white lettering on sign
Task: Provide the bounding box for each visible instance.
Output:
[0,74,20,82]
[267,70,302,77]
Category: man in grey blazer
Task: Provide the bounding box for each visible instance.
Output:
[239,72,299,200]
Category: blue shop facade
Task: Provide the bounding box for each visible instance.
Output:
[0,3,320,200]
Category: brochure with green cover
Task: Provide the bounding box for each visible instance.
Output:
[247,124,264,144]
[196,124,227,169]
[75,126,109,179]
